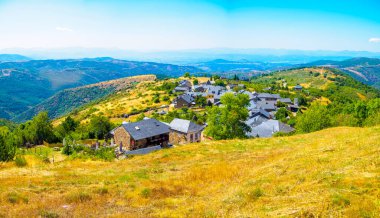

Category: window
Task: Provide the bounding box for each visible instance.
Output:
[190,134,193,142]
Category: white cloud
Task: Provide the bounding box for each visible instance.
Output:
[369,38,380,43]
[55,26,74,32]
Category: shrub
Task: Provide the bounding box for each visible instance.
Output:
[153,97,160,103]
[62,141,74,155]
[15,155,27,167]
[66,191,92,203]
[162,96,170,101]
[184,72,190,78]
[332,194,350,207]
[40,210,59,218]
[140,188,151,198]
[7,192,29,204]
[247,187,264,200]
[0,133,16,162]
[96,187,109,195]
[94,147,115,161]
[296,104,331,133]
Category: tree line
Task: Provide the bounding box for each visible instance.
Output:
[0,112,114,162]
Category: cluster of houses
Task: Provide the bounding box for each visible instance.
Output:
[173,79,301,138]
[110,79,302,153]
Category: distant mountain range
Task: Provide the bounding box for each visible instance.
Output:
[192,59,293,74]
[0,58,199,120]
[304,57,380,88]
[2,48,380,64]
[0,54,31,62]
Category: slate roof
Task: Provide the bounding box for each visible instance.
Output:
[122,118,170,140]
[187,92,206,97]
[256,100,277,111]
[257,93,280,99]
[250,108,271,119]
[207,86,224,95]
[279,98,292,104]
[193,84,212,92]
[294,85,303,90]
[179,80,192,87]
[248,100,258,110]
[246,115,269,127]
[247,120,294,138]
[169,118,204,134]
[174,86,189,92]
[272,94,281,99]
[177,94,194,104]
[257,93,273,98]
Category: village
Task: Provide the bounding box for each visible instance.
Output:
[110,77,302,155]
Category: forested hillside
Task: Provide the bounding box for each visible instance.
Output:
[14,75,156,122]
[0,58,199,120]
[306,57,380,88]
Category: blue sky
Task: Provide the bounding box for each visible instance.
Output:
[0,0,379,51]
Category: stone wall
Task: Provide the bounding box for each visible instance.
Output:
[169,130,188,145]
[113,127,132,150]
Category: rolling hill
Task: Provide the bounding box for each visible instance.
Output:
[0,58,200,120]
[0,54,31,62]
[13,75,157,123]
[0,126,379,217]
[47,66,380,129]
[306,57,380,88]
[51,77,211,126]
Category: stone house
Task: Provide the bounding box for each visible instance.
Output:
[113,118,170,151]
[173,94,194,108]
[169,118,204,145]
[174,80,192,93]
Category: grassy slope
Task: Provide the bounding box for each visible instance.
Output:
[255,68,338,89]
[1,126,379,217]
[53,77,209,126]
[253,67,379,101]
[15,75,157,123]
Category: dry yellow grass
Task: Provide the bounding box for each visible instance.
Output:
[315,96,331,105]
[357,92,367,100]
[1,127,379,217]
[53,77,207,126]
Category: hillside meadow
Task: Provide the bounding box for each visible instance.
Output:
[53,77,210,126]
[0,126,379,217]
